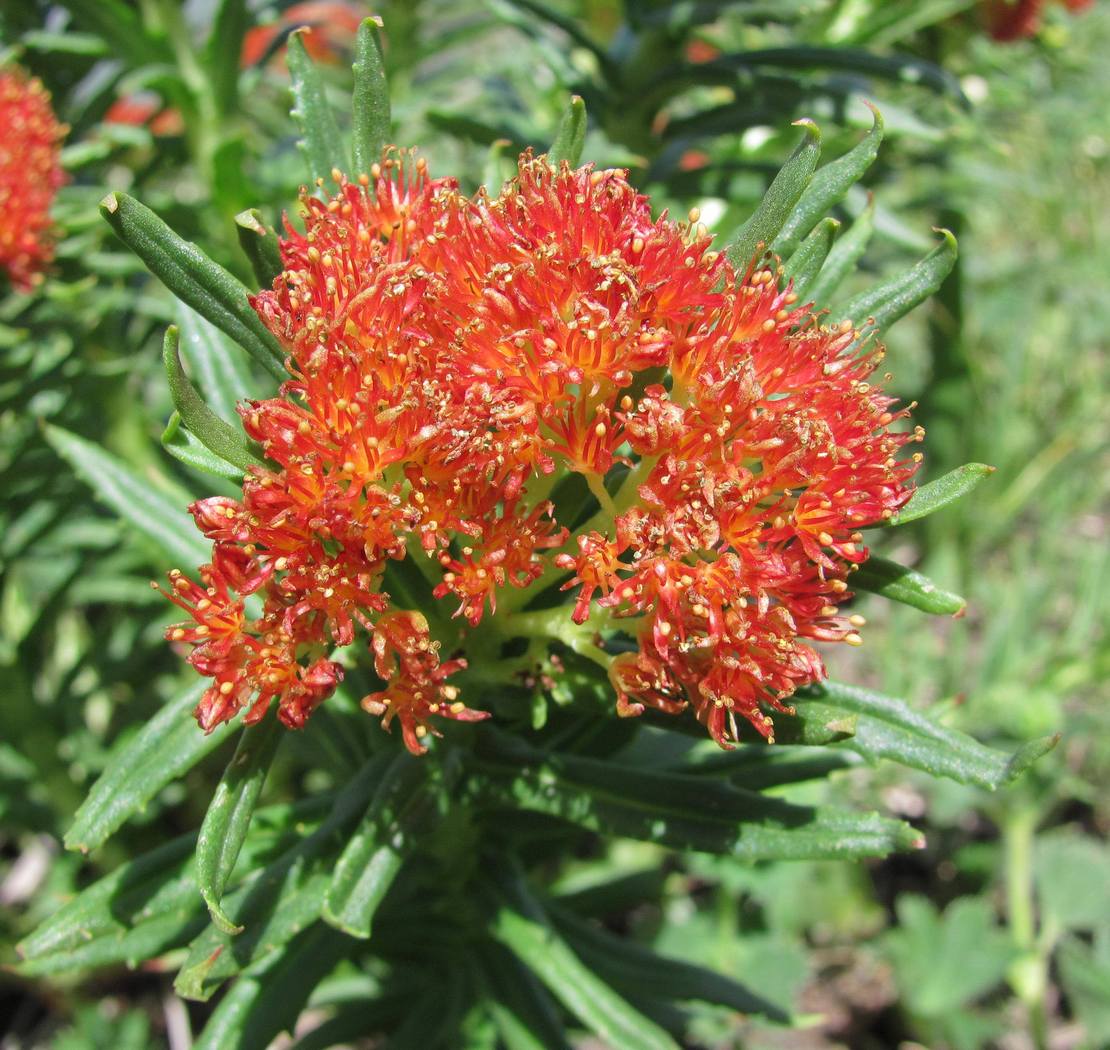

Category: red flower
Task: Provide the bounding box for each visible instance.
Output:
[241,1,366,67]
[164,149,922,752]
[0,67,66,291]
[984,0,1094,40]
[104,93,184,137]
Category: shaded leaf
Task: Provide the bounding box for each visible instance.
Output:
[852,554,966,615]
[548,95,586,167]
[782,217,839,298]
[162,411,244,482]
[235,209,284,290]
[177,302,257,422]
[806,195,875,305]
[65,681,234,853]
[287,30,349,185]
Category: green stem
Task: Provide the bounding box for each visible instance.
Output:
[1004,806,1048,1050]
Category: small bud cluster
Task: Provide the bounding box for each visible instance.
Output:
[0,67,66,290]
[162,150,922,753]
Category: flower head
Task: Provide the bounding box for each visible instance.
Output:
[164,149,921,752]
[0,67,66,291]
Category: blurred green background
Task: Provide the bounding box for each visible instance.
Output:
[1,1,1107,1047]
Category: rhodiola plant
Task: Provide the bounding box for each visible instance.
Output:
[16,18,1056,1049]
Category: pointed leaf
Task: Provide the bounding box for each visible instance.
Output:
[548,95,586,167]
[322,753,428,938]
[65,681,234,853]
[197,718,284,934]
[177,302,257,421]
[799,680,1058,789]
[99,192,286,377]
[726,120,821,271]
[881,463,996,526]
[472,739,920,860]
[487,867,678,1050]
[835,228,957,332]
[782,217,839,298]
[287,30,349,185]
[772,105,883,257]
[351,16,390,176]
[476,940,572,1050]
[235,209,284,290]
[852,554,966,615]
[164,326,264,473]
[162,411,245,481]
[44,423,209,568]
[805,194,875,305]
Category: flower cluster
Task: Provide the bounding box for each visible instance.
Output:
[0,67,66,291]
[163,150,922,753]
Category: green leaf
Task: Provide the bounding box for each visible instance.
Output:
[16,834,199,972]
[773,105,883,258]
[799,680,1058,789]
[204,0,249,116]
[487,866,678,1050]
[472,737,920,860]
[476,940,572,1050]
[806,195,875,305]
[1058,934,1110,1045]
[287,30,350,186]
[549,902,789,1023]
[852,554,966,615]
[882,463,996,526]
[351,16,390,176]
[177,302,257,422]
[234,209,284,290]
[835,228,958,332]
[65,681,234,853]
[176,754,388,1000]
[197,718,284,935]
[193,923,350,1050]
[162,411,245,481]
[99,192,286,378]
[1035,831,1110,932]
[884,896,1015,1016]
[782,217,839,298]
[44,423,210,569]
[322,753,428,938]
[726,120,821,271]
[164,326,265,474]
[547,95,587,168]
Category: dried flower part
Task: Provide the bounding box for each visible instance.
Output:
[164,150,922,752]
[0,67,66,291]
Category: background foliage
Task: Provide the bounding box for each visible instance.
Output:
[0,1,1106,1048]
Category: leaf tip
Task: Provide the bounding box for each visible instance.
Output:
[99,191,120,215]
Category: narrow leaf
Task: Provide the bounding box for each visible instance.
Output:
[235,209,284,290]
[44,424,209,568]
[193,923,350,1050]
[782,217,839,298]
[550,903,789,1023]
[177,302,256,421]
[287,30,350,185]
[772,105,883,257]
[162,412,245,481]
[65,681,234,853]
[197,718,283,934]
[322,753,428,938]
[351,16,390,176]
[881,463,996,526]
[805,195,875,305]
[488,868,678,1050]
[164,327,264,473]
[476,940,572,1050]
[204,0,249,116]
[852,554,966,615]
[548,95,587,167]
[798,681,1058,789]
[726,120,821,271]
[99,192,286,377]
[835,228,958,332]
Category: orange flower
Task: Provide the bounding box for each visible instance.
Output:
[0,67,66,290]
[104,93,184,137]
[984,0,1094,40]
[164,151,922,752]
